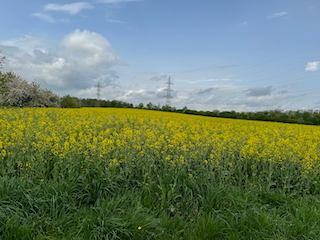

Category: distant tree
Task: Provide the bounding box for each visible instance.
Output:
[161,105,171,111]
[61,95,82,108]
[182,106,188,113]
[302,111,311,122]
[81,98,98,107]
[80,98,134,108]
[147,102,157,110]
[212,110,220,116]
[111,100,124,108]
[279,113,289,120]
[147,102,152,110]
[0,71,14,96]
[137,103,144,109]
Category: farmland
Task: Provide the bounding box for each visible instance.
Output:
[1,108,320,239]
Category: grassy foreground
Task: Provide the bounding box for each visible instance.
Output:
[1,108,320,239]
[2,169,320,240]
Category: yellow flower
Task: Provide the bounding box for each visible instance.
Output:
[1,107,320,185]
[138,226,142,230]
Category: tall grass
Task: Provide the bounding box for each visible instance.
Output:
[2,164,320,239]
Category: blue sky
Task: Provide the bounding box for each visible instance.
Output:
[1,0,320,111]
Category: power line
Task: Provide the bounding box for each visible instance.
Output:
[186,24,320,107]
[204,74,320,94]
[186,56,320,93]
[267,73,320,86]
[235,55,320,79]
[242,70,305,85]
[186,23,320,84]
[210,44,320,79]
[282,82,320,94]
[192,56,320,95]
[218,23,320,64]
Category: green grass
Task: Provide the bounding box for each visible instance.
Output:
[2,162,320,240]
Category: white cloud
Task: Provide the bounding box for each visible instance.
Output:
[267,11,288,19]
[305,61,320,71]
[187,78,230,84]
[107,19,127,24]
[32,13,56,23]
[0,30,120,93]
[245,86,274,97]
[0,35,48,53]
[186,65,235,73]
[60,29,119,67]
[119,87,176,105]
[97,0,140,3]
[44,2,94,15]
[239,21,248,26]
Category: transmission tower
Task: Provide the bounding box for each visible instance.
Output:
[165,76,173,107]
[95,81,101,107]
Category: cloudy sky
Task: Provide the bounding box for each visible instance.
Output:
[1,0,320,111]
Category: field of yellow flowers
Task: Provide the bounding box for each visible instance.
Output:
[1,107,320,188]
[2,107,320,239]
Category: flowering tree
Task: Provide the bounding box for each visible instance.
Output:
[0,50,4,69]
[0,51,60,107]
[0,72,60,107]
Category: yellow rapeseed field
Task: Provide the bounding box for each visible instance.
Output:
[1,107,320,187]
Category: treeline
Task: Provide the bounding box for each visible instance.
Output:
[62,96,320,126]
[173,108,320,125]
[60,95,134,108]
[134,103,320,125]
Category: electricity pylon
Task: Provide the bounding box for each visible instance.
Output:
[95,81,101,107]
[165,76,173,107]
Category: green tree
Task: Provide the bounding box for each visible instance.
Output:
[0,71,14,96]
[161,105,171,111]
[61,95,82,108]
[212,110,220,116]
[182,106,188,113]
[302,111,311,122]
[147,102,155,110]
[0,51,13,96]
[137,103,144,109]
